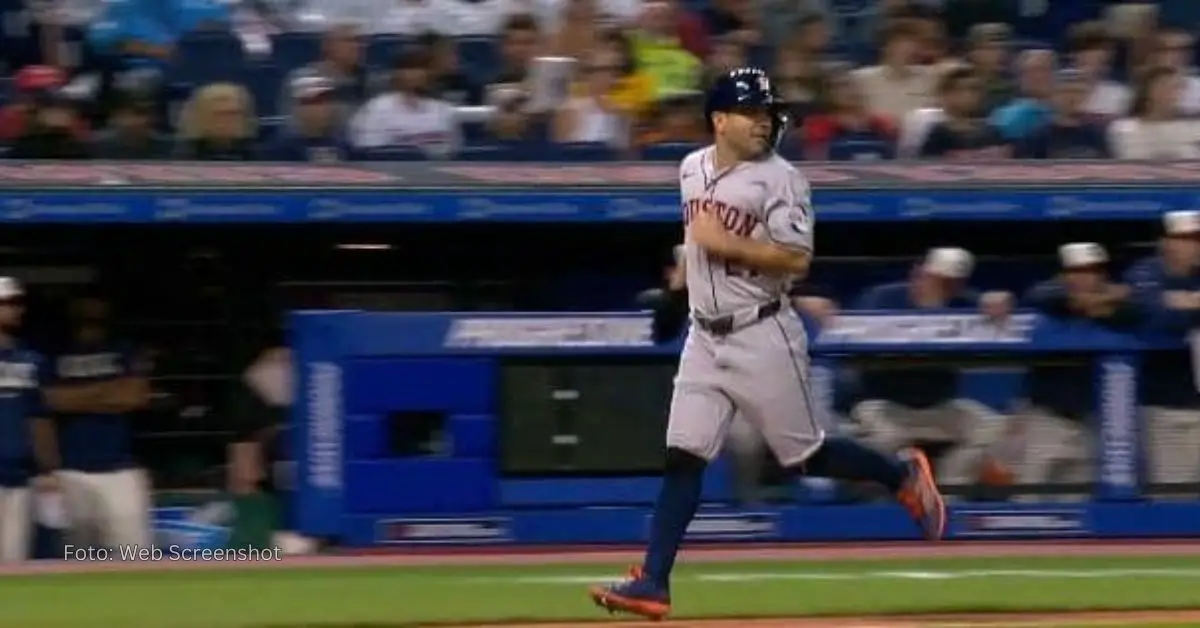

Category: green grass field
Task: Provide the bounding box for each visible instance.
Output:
[4,555,1200,627]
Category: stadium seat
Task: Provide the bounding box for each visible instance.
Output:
[352,146,430,161]
[271,32,321,70]
[173,32,247,85]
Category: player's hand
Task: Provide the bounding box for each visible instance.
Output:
[33,474,59,492]
[689,210,733,256]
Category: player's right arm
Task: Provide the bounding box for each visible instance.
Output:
[689,168,813,276]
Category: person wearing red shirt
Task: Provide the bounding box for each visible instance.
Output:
[801,74,897,160]
[0,65,89,144]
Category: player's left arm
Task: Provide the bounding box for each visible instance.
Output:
[689,170,813,275]
[31,356,61,477]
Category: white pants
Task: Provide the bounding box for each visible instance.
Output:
[1143,407,1200,499]
[59,468,152,549]
[1013,407,1093,503]
[0,487,29,563]
[853,399,1008,486]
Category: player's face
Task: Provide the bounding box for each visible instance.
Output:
[1165,234,1200,267]
[1062,267,1104,292]
[0,299,25,329]
[718,106,773,158]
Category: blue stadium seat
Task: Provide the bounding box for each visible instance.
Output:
[243,62,284,118]
[458,37,499,78]
[271,32,321,71]
[173,32,246,85]
[641,142,704,161]
[827,138,896,161]
[366,35,408,67]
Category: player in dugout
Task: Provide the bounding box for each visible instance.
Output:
[1018,243,1137,501]
[1123,210,1200,497]
[41,293,153,550]
[850,247,1013,489]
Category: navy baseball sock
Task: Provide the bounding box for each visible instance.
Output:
[642,448,706,590]
[798,437,907,492]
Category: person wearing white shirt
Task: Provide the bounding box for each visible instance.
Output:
[1065,21,1130,119]
[1151,26,1200,116]
[551,48,630,147]
[350,46,460,157]
[850,21,935,122]
[1109,66,1200,160]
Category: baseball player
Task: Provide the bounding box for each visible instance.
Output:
[1018,243,1136,501]
[0,278,54,562]
[42,294,152,549]
[589,67,945,621]
[851,247,1013,488]
[1124,211,1200,497]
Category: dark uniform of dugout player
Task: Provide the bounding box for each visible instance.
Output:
[1019,243,1137,501]
[1124,210,1200,497]
[0,279,56,562]
[41,295,152,549]
[852,247,1012,488]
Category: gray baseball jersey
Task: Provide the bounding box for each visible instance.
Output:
[665,146,824,466]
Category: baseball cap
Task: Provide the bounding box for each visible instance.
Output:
[290,73,335,100]
[922,247,974,279]
[1164,210,1200,236]
[1059,242,1108,268]
[0,278,25,300]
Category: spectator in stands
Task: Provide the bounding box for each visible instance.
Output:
[489,14,541,91]
[484,89,534,142]
[965,23,1015,115]
[265,75,349,162]
[1109,66,1200,159]
[174,82,258,161]
[852,20,935,122]
[631,0,702,101]
[851,247,1012,488]
[801,72,896,160]
[1017,69,1110,159]
[548,0,600,59]
[773,43,831,124]
[661,0,709,59]
[0,65,88,145]
[1151,26,1200,116]
[989,49,1057,143]
[635,92,705,146]
[601,29,656,119]
[918,66,1010,160]
[701,0,761,46]
[552,47,631,148]
[8,90,91,159]
[86,0,229,70]
[92,91,172,160]
[701,36,748,87]
[350,47,459,157]
[1124,211,1200,498]
[280,22,367,127]
[1066,21,1130,119]
[420,32,481,107]
[1017,243,1135,502]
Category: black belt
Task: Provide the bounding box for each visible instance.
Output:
[693,300,783,336]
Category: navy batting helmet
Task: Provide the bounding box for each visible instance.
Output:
[704,66,790,148]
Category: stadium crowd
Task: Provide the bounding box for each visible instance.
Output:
[0,0,1198,161]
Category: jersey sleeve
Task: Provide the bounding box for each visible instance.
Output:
[763,168,814,253]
